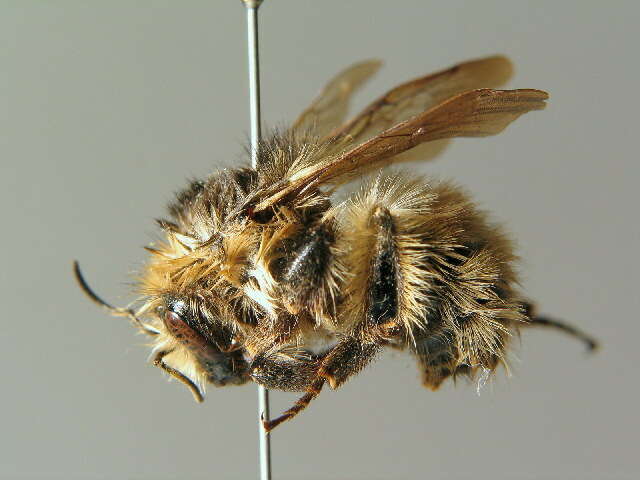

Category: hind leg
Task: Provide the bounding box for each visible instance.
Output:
[413,330,462,390]
[521,302,598,351]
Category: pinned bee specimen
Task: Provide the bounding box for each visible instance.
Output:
[75,55,597,431]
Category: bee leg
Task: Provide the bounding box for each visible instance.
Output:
[244,312,300,359]
[527,316,598,351]
[317,205,400,389]
[365,206,400,325]
[278,222,335,315]
[259,337,380,430]
[264,205,401,429]
[153,350,204,403]
[521,302,598,351]
[317,336,380,389]
[262,378,325,432]
[250,350,318,392]
[413,331,460,390]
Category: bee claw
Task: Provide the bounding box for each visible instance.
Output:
[260,414,274,433]
[318,367,338,389]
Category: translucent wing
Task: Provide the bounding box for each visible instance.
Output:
[290,60,382,139]
[255,89,548,211]
[324,55,514,153]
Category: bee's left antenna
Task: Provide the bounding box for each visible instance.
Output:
[240,1,272,480]
[73,261,159,336]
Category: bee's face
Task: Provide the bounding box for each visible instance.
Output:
[133,202,258,393]
[153,295,249,387]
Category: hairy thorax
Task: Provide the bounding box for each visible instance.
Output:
[139,159,523,388]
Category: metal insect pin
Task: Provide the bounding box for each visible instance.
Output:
[240,1,272,479]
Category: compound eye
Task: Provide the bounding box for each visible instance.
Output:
[164,310,186,331]
[163,309,221,362]
[163,310,201,344]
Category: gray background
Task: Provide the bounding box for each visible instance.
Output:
[1,1,638,479]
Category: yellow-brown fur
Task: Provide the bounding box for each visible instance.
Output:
[136,166,524,396]
[76,55,597,430]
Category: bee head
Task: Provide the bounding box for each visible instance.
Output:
[149,295,249,389]
[73,257,250,401]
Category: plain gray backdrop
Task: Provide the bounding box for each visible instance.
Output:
[1,1,638,479]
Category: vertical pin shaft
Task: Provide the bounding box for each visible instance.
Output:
[241,2,271,480]
[245,0,263,167]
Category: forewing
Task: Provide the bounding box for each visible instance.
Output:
[255,88,548,211]
[291,60,382,139]
[324,55,514,151]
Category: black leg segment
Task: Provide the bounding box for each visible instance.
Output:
[367,207,399,325]
[279,222,335,313]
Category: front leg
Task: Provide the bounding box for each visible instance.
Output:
[249,345,326,431]
[153,350,204,403]
[250,347,319,392]
[259,336,381,431]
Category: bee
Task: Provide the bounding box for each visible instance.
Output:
[75,55,597,431]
